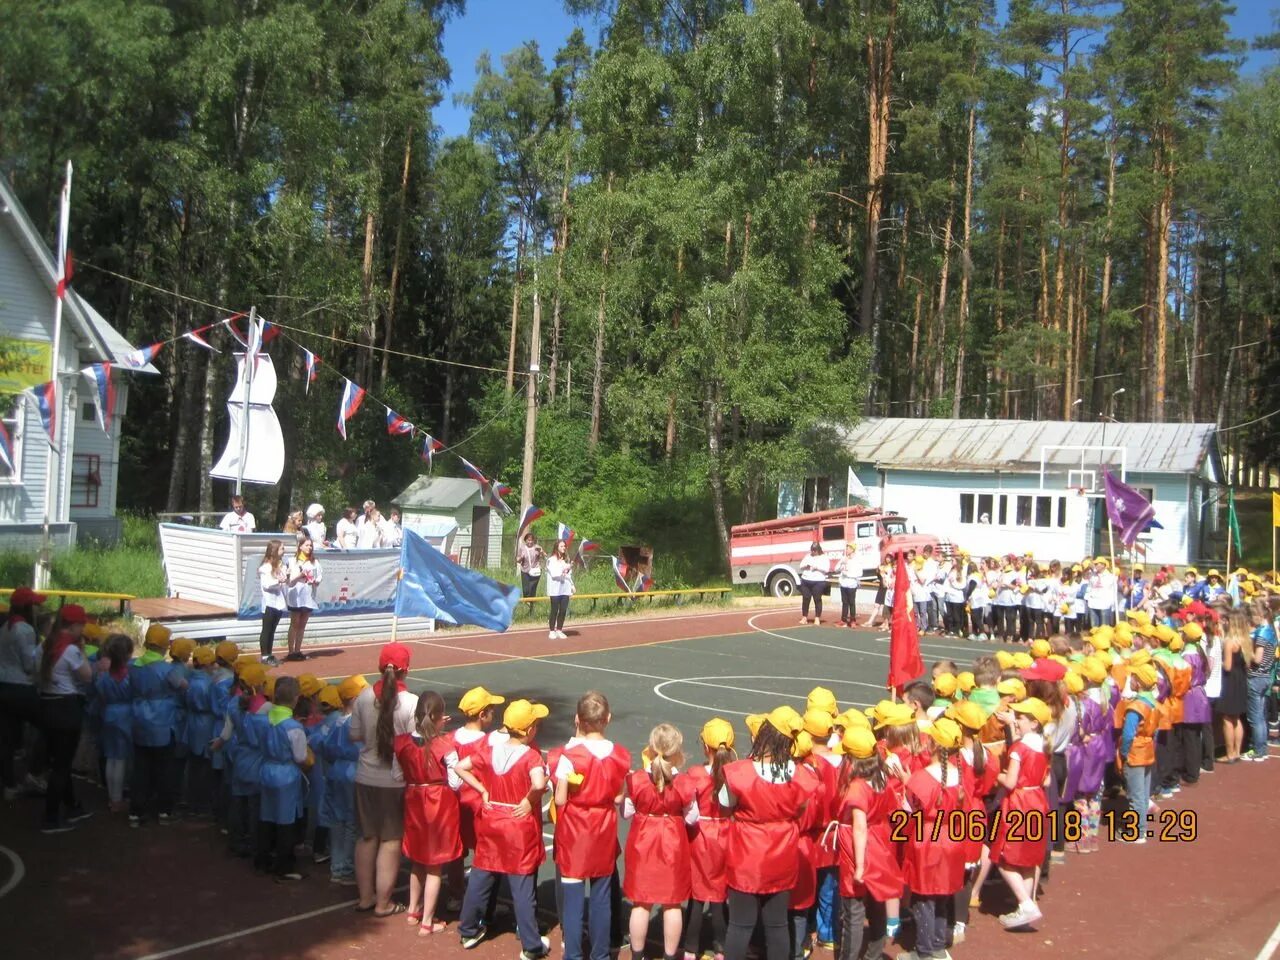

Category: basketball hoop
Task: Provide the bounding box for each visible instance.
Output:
[1069,485,1087,497]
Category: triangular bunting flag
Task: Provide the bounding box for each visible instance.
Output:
[31,381,57,446]
[223,314,249,346]
[420,433,444,469]
[0,415,14,474]
[612,556,633,594]
[81,363,116,434]
[260,320,281,344]
[633,571,654,593]
[386,408,413,436]
[336,379,366,440]
[125,342,163,369]
[182,324,219,352]
[303,349,320,393]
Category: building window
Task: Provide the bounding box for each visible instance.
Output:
[959,493,975,524]
[70,454,101,508]
[977,493,994,524]
[0,403,23,484]
[1035,496,1053,528]
[998,495,1008,525]
[803,476,831,513]
[1057,497,1067,528]
[82,401,96,422]
[1016,495,1032,526]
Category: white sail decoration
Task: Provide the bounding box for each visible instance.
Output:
[210,354,285,485]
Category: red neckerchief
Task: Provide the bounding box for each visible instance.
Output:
[372,679,407,698]
[46,629,76,674]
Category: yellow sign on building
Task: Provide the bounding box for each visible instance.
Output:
[0,339,53,394]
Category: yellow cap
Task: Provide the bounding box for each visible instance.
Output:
[1080,657,1108,684]
[995,651,1015,670]
[83,623,109,642]
[836,709,871,731]
[745,714,767,739]
[1011,697,1052,727]
[933,673,957,698]
[1128,649,1153,667]
[1154,624,1177,646]
[957,671,976,693]
[318,686,343,710]
[1130,663,1158,688]
[1114,623,1134,645]
[239,662,267,687]
[1125,609,1151,626]
[792,730,814,759]
[1169,637,1185,653]
[1089,632,1112,651]
[945,700,987,731]
[1207,569,1222,579]
[1185,566,1199,576]
[926,717,963,750]
[1064,671,1085,695]
[767,706,804,738]
[215,641,240,664]
[192,645,216,666]
[1137,622,1156,639]
[803,708,833,738]
[263,676,277,699]
[839,727,878,759]
[459,686,505,717]
[1030,639,1051,659]
[1180,622,1205,641]
[144,623,172,650]
[806,686,838,717]
[873,703,916,730]
[701,717,736,752]
[1095,557,1110,568]
[169,638,195,661]
[997,678,1026,700]
[298,674,325,698]
[337,675,368,702]
[503,699,549,735]
[1011,652,1034,670]
[1235,567,1248,576]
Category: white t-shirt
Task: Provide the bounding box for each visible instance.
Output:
[350,685,419,787]
[554,737,616,780]
[44,644,87,695]
[547,556,575,597]
[836,557,862,589]
[356,519,382,549]
[799,555,829,583]
[259,562,288,612]
[303,520,327,545]
[287,558,322,609]
[219,510,256,534]
[1204,636,1224,699]
[335,518,358,550]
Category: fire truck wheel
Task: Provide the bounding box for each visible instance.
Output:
[767,572,797,599]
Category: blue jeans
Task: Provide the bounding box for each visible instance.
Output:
[1247,673,1271,757]
[1089,608,1115,629]
[462,869,543,953]
[1123,762,1153,821]
[910,894,949,959]
[814,867,840,943]
[329,819,356,879]
[560,874,613,960]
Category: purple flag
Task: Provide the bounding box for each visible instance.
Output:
[1103,469,1155,546]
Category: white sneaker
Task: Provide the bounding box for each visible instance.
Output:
[557,630,568,640]
[999,901,1042,928]
[548,631,556,640]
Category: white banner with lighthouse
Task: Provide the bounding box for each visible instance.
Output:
[235,546,402,619]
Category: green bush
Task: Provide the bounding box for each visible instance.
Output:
[0,512,166,601]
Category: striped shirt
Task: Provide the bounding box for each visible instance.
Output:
[1249,623,1277,679]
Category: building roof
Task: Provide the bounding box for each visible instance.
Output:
[839,418,1221,478]
[0,175,157,373]
[393,475,485,511]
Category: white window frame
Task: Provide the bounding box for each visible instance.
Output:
[0,398,25,487]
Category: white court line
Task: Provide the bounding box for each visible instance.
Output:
[0,845,24,899]
[654,676,877,716]
[746,614,891,657]
[1254,916,1280,960]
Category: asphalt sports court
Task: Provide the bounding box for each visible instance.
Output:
[4,606,1280,960]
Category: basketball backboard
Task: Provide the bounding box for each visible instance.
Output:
[1038,444,1127,494]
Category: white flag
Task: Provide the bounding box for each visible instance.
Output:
[847,466,870,502]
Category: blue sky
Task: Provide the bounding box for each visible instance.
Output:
[435,1,1278,139]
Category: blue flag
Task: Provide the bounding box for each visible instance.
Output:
[395,528,520,632]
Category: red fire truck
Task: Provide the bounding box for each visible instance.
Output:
[730,506,943,598]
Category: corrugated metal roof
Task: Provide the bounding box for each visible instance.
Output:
[393,475,484,511]
[838,418,1219,476]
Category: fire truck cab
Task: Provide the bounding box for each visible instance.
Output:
[729,506,942,598]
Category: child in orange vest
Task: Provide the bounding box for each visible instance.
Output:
[551,692,631,960]
[1116,661,1160,835]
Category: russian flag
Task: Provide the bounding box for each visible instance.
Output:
[303,349,320,393]
[578,538,599,554]
[223,313,249,346]
[386,407,413,436]
[182,324,219,352]
[517,504,544,541]
[336,379,366,440]
[0,416,14,473]
[125,342,163,369]
[55,251,74,301]
[32,380,57,445]
[82,363,116,433]
[489,481,513,516]
[458,456,490,491]
[260,320,281,344]
[556,522,575,551]
[420,433,443,469]
[612,556,633,594]
[633,572,654,593]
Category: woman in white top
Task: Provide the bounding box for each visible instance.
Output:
[258,540,288,667]
[350,642,419,915]
[965,560,989,640]
[546,540,574,640]
[942,560,966,636]
[303,503,327,547]
[834,543,862,628]
[38,604,93,832]
[285,535,322,662]
[335,507,359,550]
[798,543,829,625]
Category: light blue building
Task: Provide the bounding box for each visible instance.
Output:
[780,418,1225,566]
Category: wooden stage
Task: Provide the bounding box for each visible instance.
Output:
[129,597,235,621]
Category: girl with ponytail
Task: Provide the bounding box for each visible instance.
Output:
[683,718,736,960]
[623,723,698,960]
[902,719,967,960]
[349,642,417,916]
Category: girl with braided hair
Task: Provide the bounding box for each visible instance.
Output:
[683,718,737,960]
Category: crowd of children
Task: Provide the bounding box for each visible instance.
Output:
[4,587,1279,960]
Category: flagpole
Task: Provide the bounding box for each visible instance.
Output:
[235,306,257,497]
[35,161,72,590]
[391,567,403,642]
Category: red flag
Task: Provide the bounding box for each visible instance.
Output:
[887,551,922,696]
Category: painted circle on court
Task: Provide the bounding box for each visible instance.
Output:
[653,675,883,716]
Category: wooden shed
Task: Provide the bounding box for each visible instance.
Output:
[392,476,503,569]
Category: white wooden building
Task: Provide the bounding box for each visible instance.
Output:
[781,418,1225,566]
[392,476,503,569]
[0,177,149,548]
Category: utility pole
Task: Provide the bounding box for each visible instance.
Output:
[519,268,541,510]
